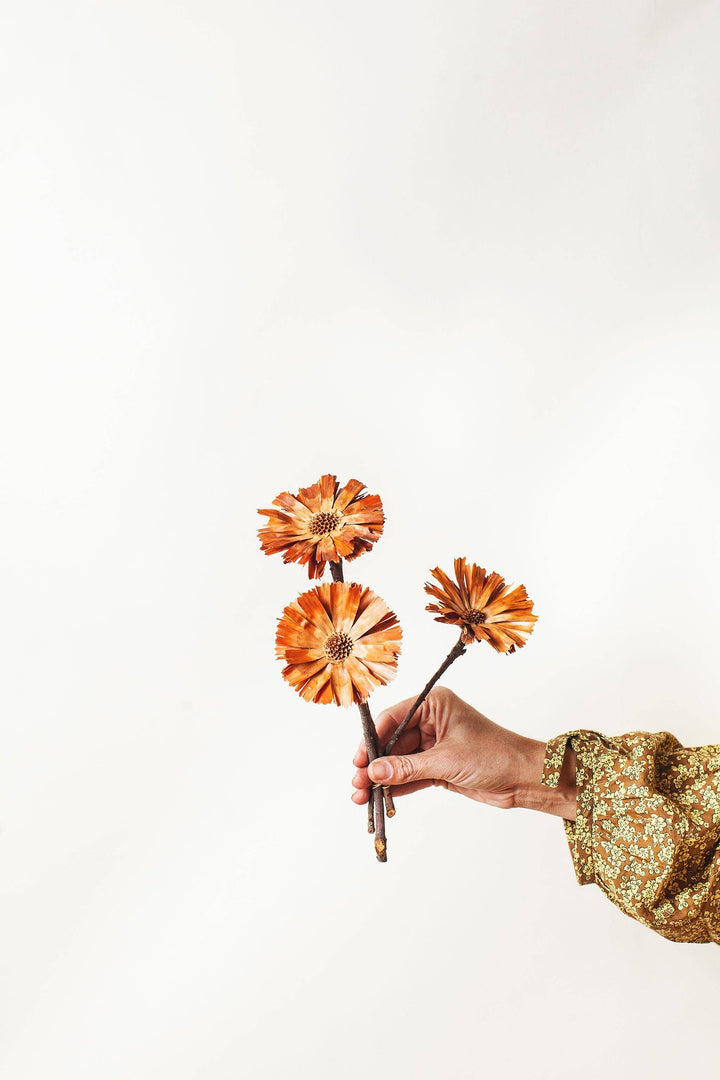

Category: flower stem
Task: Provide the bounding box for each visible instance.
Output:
[330,560,344,583]
[358,701,387,862]
[331,557,395,833]
[382,785,396,817]
[383,632,467,756]
[356,698,378,835]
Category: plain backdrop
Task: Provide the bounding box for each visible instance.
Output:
[2,1,720,1077]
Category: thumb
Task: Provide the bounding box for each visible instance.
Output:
[368,749,448,786]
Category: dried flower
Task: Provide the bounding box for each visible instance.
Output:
[276,581,402,706]
[424,557,537,652]
[258,474,384,579]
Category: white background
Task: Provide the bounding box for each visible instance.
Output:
[2,2,720,1077]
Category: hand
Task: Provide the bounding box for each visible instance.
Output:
[351,686,577,818]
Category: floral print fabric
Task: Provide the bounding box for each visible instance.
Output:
[540,728,720,943]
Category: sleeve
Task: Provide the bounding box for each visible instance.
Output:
[539,727,720,944]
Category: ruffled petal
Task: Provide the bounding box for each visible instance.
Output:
[268,492,314,519]
[295,588,335,636]
[281,657,330,687]
[333,478,367,513]
[344,655,379,702]
[296,482,323,513]
[327,580,362,632]
[331,663,355,708]
[351,594,395,640]
[318,473,340,512]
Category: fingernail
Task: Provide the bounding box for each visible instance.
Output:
[369,760,391,782]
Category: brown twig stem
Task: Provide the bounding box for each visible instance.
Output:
[357,699,379,833]
[358,701,387,861]
[383,632,467,756]
[382,784,396,817]
[330,560,344,583]
[373,785,386,861]
[330,558,395,833]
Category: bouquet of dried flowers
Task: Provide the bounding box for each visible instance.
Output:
[258,474,537,862]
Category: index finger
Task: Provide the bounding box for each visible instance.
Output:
[352,694,428,767]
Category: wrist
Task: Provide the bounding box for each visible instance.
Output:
[511,737,577,820]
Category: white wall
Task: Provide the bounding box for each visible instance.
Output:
[2,2,719,1077]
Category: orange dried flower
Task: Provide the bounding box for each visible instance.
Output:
[425,557,537,653]
[276,581,402,706]
[258,474,384,579]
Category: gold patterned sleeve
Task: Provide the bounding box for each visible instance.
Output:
[539,728,720,944]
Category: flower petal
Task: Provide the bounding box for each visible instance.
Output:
[333,478,367,513]
[281,657,330,687]
[425,567,466,613]
[296,482,324,513]
[299,664,335,703]
[258,476,383,573]
[331,663,355,708]
[360,657,399,683]
[268,492,314,519]
[332,530,356,558]
[424,558,536,651]
[344,655,379,701]
[474,571,506,611]
[295,588,335,636]
[351,593,395,640]
[329,580,363,633]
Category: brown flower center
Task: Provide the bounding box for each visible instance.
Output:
[324,631,354,663]
[309,510,341,536]
[466,608,487,624]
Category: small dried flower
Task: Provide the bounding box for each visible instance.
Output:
[276,581,402,706]
[258,474,384,579]
[425,557,537,652]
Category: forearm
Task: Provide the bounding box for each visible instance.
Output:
[512,737,577,819]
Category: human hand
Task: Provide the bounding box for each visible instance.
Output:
[351,686,577,818]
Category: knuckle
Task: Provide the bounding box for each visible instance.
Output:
[429,685,455,707]
[393,756,416,783]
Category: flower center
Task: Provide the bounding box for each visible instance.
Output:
[466,608,487,624]
[309,510,341,536]
[324,631,354,663]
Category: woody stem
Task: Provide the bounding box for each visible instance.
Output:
[362,698,394,821]
[330,558,393,852]
[383,632,467,756]
[358,701,387,862]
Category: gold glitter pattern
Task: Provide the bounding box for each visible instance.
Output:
[541,728,720,944]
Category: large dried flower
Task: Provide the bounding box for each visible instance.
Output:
[276,581,402,706]
[425,557,537,653]
[258,474,384,579]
